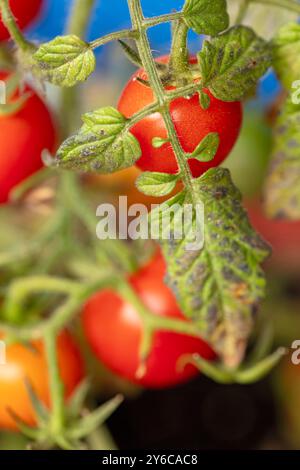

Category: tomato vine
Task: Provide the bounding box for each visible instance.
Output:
[0,0,299,449]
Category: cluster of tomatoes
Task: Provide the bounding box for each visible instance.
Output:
[0,0,246,433]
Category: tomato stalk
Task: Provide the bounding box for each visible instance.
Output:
[0,0,33,51]
[44,330,65,436]
[143,12,183,29]
[61,171,137,274]
[0,0,295,436]
[169,19,191,86]
[116,278,205,367]
[59,0,98,136]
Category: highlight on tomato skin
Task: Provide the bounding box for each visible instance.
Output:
[118,56,243,178]
[0,0,43,41]
[0,330,85,431]
[0,71,57,204]
[82,252,216,389]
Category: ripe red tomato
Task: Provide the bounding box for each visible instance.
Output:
[0,71,56,203]
[246,200,300,273]
[0,330,84,431]
[83,252,215,389]
[118,57,243,178]
[0,0,42,41]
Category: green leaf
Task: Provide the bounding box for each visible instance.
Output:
[152,137,170,149]
[273,22,300,89]
[33,35,96,87]
[55,107,141,173]
[190,132,220,162]
[118,40,142,67]
[183,0,229,36]
[264,97,300,220]
[136,172,178,197]
[181,347,286,384]
[198,26,272,101]
[152,168,271,367]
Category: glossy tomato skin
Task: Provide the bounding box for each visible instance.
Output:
[246,200,300,272]
[0,0,42,41]
[83,253,215,389]
[118,57,243,177]
[0,330,84,431]
[0,72,56,203]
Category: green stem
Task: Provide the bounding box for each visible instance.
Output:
[0,0,32,51]
[0,210,64,269]
[117,280,203,339]
[128,0,195,195]
[67,0,96,37]
[128,103,158,125]
[45,330,65,434]
[116,276,206,376]
[167,82,201,99]
[62,171,136,273]
[235,347,287,384]
[250,0,300,12]
[0,271,204,358]
[169,19,190,85]
[143,12,183,28]
[3,276,79,324]
[0,44,13,69]
[128,81,203,127]
[90,29,138,50]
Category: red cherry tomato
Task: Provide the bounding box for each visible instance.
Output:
[0,330,84,431]
[118,56,243,178]
[83,252,215,389]
[0,71,56,203]
[0,0,42,41]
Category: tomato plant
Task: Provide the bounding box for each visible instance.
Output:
[0,71,56,203]
[0,331,84,431]
[118,56,243,177]
[83,252,215,388]
[0,0,42,41]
